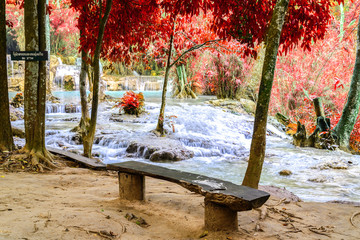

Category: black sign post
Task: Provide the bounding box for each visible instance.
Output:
[11,51,49,61]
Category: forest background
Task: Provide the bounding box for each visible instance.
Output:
[5,0,360,152]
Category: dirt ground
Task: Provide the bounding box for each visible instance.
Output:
[1,163,360,240]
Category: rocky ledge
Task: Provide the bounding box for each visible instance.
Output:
[126,137,194,162]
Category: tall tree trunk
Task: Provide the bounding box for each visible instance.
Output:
[0,0,14,151]
[82,0,112,157]
[45,0,51,96]
[155,32,175,135]
[79,46,90,152]
[22,0,55,170]
[334,15,360,150]
[80,48,89,120]
[242,0,289,189]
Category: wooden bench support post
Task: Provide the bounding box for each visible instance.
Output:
[204,198,238,231]
[118,172,145,200]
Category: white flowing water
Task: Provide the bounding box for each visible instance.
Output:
[10,91,360,203]
[53,64,81,90]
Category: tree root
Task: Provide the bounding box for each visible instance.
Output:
[1,148,57,172]
[350,211,360,228]
[69,226,119,239]
[254,206,268,220]
[308,227,331,237]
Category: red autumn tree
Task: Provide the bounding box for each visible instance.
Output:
[153,1,246,135]
[70,0,159,157]
[49,2,79,55]
[207,0,345,188]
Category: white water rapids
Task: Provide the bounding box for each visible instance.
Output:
[9,91,360,203]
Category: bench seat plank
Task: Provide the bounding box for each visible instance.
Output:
[48,147,106,170]
[107,161,270,211]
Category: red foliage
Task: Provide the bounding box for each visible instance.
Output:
[70,0,160,64]
[202,52,252,98]
[270,0,360,150]
[115,91,145,115]
[211,0,345,57]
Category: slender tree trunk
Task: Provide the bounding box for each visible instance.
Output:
[173,64,197,99]
[334,15,360,150]
[156,32,175,135]
[79,46,91,153]
[0,0,14,151]
[23,0,55,170]
[82,0,112,157]
[242,0,289,189]
[80,48,89,121]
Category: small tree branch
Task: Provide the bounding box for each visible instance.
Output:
[169,39,222,68]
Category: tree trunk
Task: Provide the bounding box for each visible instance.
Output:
[79,48,89,121]
[156,32,175,136]
[82,0,113,157]
[173,64,197,99]
[242,0,289,189]
[0,0,14,151]
[334,14,360,150]
[79,47,91,154]
[23,0,55,170]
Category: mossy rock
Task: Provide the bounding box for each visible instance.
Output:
[60,56,76,65]
[64,75,75,91]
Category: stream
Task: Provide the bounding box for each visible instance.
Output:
[9,91,360,203]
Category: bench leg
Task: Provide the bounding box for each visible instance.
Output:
[204,198,238,231]
[118,172,145,200]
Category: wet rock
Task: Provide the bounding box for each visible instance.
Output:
[316,160,349,170]
[109,114,124,122]
[63,117,79,122]
[308,176,329,183]
[71,134,82,145]
[150,149,194,162]
[125,137,194,162]
[103,94,116,101]
[239,98,256,114]
[8,77,24,91]
[64,75,75,91]
[207,99,246,115]
[109,113,148,123]
[206,98,256,115]
[46,130,60,136]
[126,142,160,159]
[65,104,78,113]
[279,170,292,176]
[46,94,60,103]
[12,127,25,138]
[9,106,24,121]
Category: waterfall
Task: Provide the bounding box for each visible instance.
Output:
[46,103,82,114]
[57,57,63,65]
[54,64,81,91]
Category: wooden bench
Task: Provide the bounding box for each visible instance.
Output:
[107,161,270,231]
[48,147,106,170]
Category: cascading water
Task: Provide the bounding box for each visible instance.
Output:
[53,64,81,91]
[11,91,357,203]
[121,76,164,91]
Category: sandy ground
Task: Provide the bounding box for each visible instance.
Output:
[1,164,360,240]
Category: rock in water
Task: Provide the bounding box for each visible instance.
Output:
[125,137,194,162]
[279,170,292,176]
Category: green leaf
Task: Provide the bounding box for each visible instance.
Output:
[302,88,310,100]
[348,19,356,28]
